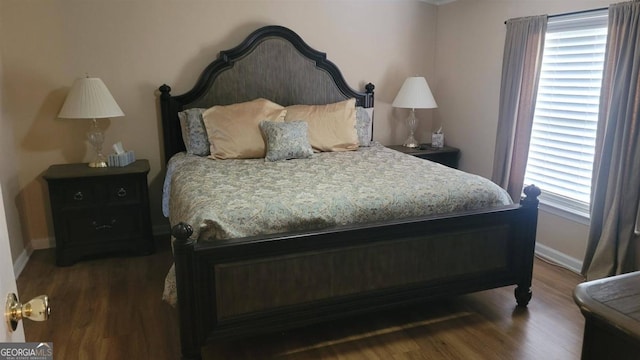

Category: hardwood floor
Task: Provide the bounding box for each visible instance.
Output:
[17,237,586,359]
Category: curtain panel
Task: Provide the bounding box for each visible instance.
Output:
[492,16,547,202]
[583,0,640,280]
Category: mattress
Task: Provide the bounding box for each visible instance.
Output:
[163,143,511,240]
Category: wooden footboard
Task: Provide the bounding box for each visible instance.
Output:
[172,186,540,359]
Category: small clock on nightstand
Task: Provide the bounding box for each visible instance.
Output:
[387,144,460,169]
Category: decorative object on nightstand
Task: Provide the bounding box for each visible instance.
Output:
[108,141,136,167]
[431,126,444,148]
[43,160,154,266]
[392,76,438,148]
[58,76,125,168]
[387,144,460,169]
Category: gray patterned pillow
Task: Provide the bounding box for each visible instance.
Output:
[356,107,373,147]
[259,121,313,162]
[178,108,210,156]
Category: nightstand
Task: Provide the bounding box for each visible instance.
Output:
[43,160,154,266]
[387,144,460,168]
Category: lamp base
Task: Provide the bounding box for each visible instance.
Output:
[88,160,108,168]
[403,109,420,148]
[87,119,108,168]
[403,136,420,148]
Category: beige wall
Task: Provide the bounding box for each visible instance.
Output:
[434,0,610,268]
[1,0,438,263]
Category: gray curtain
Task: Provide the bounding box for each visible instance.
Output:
[582,0,640,280]
[492,16,547,201]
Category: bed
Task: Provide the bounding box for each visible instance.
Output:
[158,25,540,359]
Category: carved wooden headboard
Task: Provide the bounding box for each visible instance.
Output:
[158,25,375,162]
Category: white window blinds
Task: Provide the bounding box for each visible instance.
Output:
[524,10,608,218]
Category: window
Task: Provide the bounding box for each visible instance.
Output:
[524,10,608,220]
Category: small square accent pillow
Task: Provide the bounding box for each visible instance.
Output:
[202,98,287,159]
[260,121,313,162]
[284,99,358,152]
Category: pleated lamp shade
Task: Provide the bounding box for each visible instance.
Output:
[392,77,438,109]
[58,77,124,119]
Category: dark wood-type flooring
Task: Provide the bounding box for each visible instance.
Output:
[18,237,586,359]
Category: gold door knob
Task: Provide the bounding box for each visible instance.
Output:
[5,293,50,332]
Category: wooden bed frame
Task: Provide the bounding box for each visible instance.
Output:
[158,25,540,360]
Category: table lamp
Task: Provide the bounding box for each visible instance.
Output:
[392,76,438,148]
[58,76,124,167]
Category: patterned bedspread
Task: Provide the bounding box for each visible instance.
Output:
[161,143,512,304]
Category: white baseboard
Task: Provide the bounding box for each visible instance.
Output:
[13,248,31,279]
[31,236,54,250]
[535,243,583,274]
[14,225,170,279]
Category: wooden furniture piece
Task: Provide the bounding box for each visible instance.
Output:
[574,271,640,360]
[387,144,460,168]
[158,25,540,359]
[43,160,154,266]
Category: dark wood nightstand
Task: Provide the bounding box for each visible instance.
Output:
[387,144,460,169]
[43,160,154,266]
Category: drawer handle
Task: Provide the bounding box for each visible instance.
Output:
[92,219,117,231]
[73,191,84,201]
[117,188,127,198]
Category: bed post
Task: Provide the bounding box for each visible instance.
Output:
[515,184,541,306]
[364,82,375,108]
[159,84,173,163]
[159,84,187,163]
[171,222,201,360]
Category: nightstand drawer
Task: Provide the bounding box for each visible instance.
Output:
[107,178,141,204]
[62,207,144,245]
[59,182,96,206]
[387,144,460,169]
[420,152,458,168]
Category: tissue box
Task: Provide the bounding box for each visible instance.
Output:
[108,151,136,167]
[431,133,444,148]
